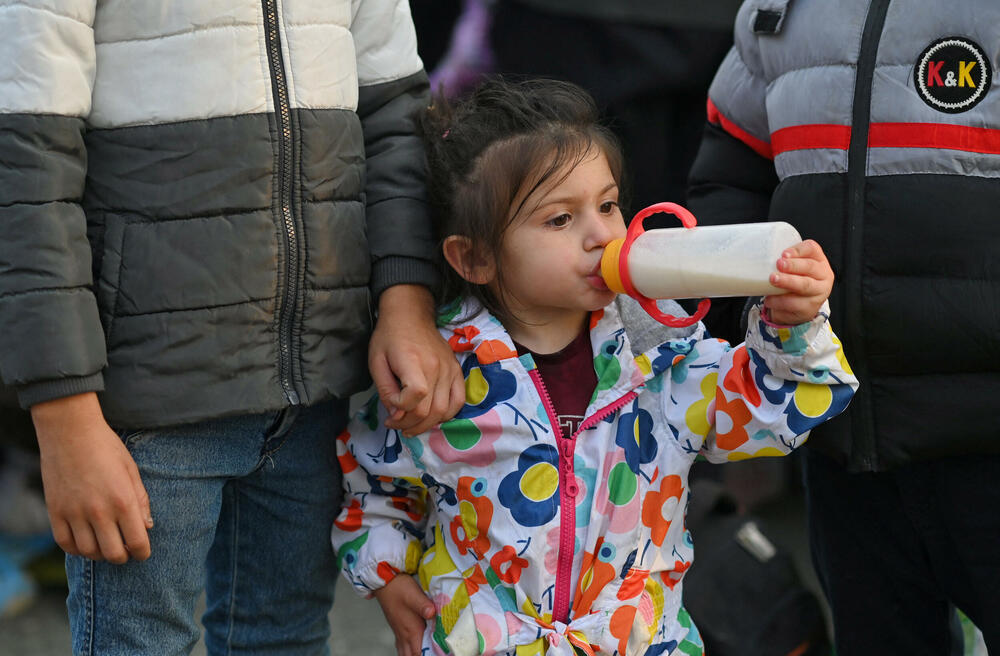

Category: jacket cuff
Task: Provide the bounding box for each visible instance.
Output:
[17,372,105,410]
[370,255,440,305]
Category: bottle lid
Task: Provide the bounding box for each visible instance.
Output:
[600,238,626,293]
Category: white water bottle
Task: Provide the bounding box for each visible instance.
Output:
[600,203,802,327]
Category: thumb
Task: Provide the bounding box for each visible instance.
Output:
[405,583,435,619]
[127,460,153,528]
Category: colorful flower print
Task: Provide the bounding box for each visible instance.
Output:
[651,339,697,383]
[641,474,683,546]
[593,338,624,397]
[498,444,561,527]
[783,379,854,435]
[722,345,761,407]
[544,526,561,575]
[714,390,754,451]
[659,559,691,590]
[593,452,641,533]
[573,537,618,615]
[684,372,718,438]
[455,358,518,420]
[334,498,364,533]
[750,348,796,405]
[450,476,493,557]
[429,409,503,466]
[336,530,369,571]
[573,456,598,528]
[335,428,359,475]
[490,544,529,584]
[614,400,657,473]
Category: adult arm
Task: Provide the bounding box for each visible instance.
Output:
[351,0,464,435]
[0,1,151,562]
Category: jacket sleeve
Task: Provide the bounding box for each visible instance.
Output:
[662,302,858,463]
[0,1,107,409]
[350,0,438,302]
[686,16,780,343]
[331,393,429,598]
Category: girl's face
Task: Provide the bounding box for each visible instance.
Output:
[493,148,626,345]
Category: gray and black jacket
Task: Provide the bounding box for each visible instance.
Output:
[0,0,437,428]
[688,0,1000,472]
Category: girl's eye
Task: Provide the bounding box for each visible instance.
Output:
[547,213,571,227]
[600,201,618,214]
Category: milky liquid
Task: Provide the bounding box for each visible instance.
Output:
[626,222,802,299]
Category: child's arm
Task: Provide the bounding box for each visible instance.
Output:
[331,396,431,599]
[374,573,436,656]
[663,240,858,461]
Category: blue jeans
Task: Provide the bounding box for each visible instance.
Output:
[66,400,348,655]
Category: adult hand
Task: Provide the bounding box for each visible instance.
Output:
[31,392,153,563]
[373,574,435,656]
[764,239,835,325]
[368,285,465,436]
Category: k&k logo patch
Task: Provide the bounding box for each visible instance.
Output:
[914,37,992,113]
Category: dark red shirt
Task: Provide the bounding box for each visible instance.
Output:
[514,327,597,439]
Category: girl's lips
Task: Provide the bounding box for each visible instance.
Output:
[587,273,610,291]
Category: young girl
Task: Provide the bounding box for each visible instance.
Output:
[331,79,857,656]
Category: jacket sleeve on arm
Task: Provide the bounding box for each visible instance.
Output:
[689,303,858,463]
[0,1,107,409]
[331,393,429,598]
[350,0,438,303]
[662,304,858,463]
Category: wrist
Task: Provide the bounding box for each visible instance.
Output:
[377,284,435,320]
[30,392,106,441]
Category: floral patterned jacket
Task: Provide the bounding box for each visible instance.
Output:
[331,297,857,656]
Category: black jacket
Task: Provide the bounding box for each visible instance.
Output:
[688,0,1000,472]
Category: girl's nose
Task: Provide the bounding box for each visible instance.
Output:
[583,212,620,250]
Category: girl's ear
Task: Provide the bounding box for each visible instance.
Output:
[442,235,496,285]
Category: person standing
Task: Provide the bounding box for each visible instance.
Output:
[688,0,1000,652]
[0,1,462,654]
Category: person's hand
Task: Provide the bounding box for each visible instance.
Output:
[30,392,153,563]
[368,284,465,436]
[764,239,835,325]
[373,573,436,656]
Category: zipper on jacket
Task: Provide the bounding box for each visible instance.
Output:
[262,0,300,405]
[528,368,639,623]
[844,0,890,470]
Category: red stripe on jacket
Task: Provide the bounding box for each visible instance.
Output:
[708,100,1000,158]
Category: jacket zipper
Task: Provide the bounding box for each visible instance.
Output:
[528,368,639,623]
[262,0,300,405]
[844,0,890,469]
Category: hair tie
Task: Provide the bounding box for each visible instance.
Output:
[442,129,450,139]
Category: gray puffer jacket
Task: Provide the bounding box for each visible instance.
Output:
[0,0,436,428]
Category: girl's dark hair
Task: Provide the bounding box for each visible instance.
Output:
[421,77,625,323]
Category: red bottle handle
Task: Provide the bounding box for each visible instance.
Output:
[619,202,710,328]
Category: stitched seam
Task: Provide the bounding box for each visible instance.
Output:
[85,558,95,656]
[89,198,363,225]
[225,490,240,656]
[96,22,257,47]
[0,3,90,27]
[0,198,80,210]
[0,286,90,301]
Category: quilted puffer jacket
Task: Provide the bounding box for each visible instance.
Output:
[688,0,1000,471]
[331,297,857,656]
[0,0,436,428]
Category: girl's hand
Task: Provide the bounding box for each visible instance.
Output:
[373,574,436,656]
[763,239,834,325]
